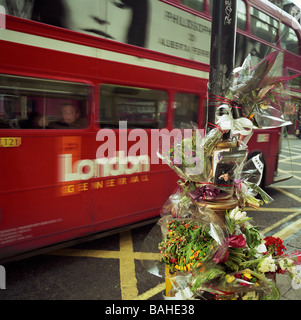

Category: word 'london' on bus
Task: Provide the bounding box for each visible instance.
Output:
[0,0,300,263]
[59,121,205,182]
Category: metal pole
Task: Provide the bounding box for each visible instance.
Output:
[207,0,237,130]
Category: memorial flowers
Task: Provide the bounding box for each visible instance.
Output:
[144,52,301,300]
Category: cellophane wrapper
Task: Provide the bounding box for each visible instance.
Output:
[235,153,273,208]
[229,52,294,129]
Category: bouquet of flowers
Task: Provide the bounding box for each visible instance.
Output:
[158,217,226,274]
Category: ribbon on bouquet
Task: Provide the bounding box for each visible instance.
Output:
[213,233,246,264]
[216,104,254,136]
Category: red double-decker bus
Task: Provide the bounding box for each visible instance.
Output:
[0,0,300,262]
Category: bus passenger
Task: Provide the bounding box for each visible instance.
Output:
[34,115,49,129]
[49,103,87,129]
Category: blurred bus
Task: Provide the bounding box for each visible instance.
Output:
[0,0,300,262]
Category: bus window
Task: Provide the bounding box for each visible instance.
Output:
[0,75,90,129]
[173,93,200,128]
[237,0,247,31]
[99,84,168,129]
[180,0,204,12]
[250,7,278,44]
[280,23,300,55]
[235,33,274,68]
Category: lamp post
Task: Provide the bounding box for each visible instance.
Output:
[207,0,237,131]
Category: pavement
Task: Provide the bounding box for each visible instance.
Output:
[274,134,301,300]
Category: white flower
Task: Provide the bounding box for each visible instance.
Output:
[229,206,247,221]
[258,255,277,273]
[255,243,267,254]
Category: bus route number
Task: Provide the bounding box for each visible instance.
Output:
[0,137,22,148]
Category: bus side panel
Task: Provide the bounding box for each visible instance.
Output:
[0,134,94,261]
[91,132,172,231]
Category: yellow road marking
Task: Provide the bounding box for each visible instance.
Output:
[48,249,122,258]
[49,248,161,260]
[272,186,301,203]
[247,207,301,212]
[119,231,138,300]
[279,155,301,162]
[281,162,301,167]
[278,168,301,180]
[282,146,301,152]
[272,218,301,240]
[134,283,166,300]
[261,211,301,235]
[289,175,301,181]
[281,171,301,174]
[280,151,300,155]
[270,186,301,189]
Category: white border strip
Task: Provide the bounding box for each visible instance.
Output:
[0,29,209,79]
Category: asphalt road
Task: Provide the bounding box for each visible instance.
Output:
[1,136,301,301]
